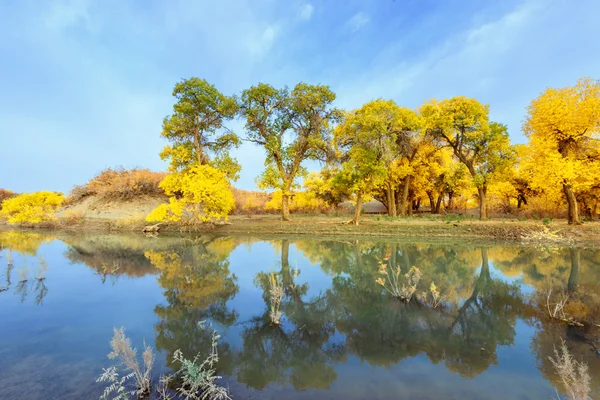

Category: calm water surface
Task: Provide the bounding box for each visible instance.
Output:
[0,230,599,400]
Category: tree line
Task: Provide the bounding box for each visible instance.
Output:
[148,77,600,225]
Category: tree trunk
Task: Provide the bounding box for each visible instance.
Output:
[478,248,491,286]
[567,248,580,293]
[389,185,397,217]
[282,191,291,222]
[562,181,581,225]
[581,198,592,220]
[448,191,455,210]
[427,191,435,211]
[386,184,396,217]
[435,194,443,214]
[407,191,414,216]
[353,193,363,225]
[477,186,487,220]
[399,176,411,216]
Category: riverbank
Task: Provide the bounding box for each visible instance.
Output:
[3,214,600,244]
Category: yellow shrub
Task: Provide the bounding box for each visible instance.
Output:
[265,190,284,212]
[294,191,325,212]
[146,164,234,223]
[0,192,64,224]
[0,188,15,209]
[264,190,328,213]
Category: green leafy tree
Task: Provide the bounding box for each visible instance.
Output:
[160,77,240,179]
[239,83,340,221]
[334,100,420,223]
[421,97,514,219]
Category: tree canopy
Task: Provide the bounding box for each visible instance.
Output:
[239,82,340,221]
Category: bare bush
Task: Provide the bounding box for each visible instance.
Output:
[173,322,231,400]
[545,289,584,327]
[68,167,166,204]
[422,281,447,308]
[98,323,230,400]
[268,272,284,325]
[106,327,154,397]
[17,266,28,282]
[549,340,592,400]
[376,260,422,302]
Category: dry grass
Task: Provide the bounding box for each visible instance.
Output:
[67,167,166,204]
[106,327,154,397]
[268,272,284,325]
[521,226,570,243]
[549,340,592,400]
[421,281,447,308]
[62,210,85,225]
[231,188,270,215]
[376,259,422,302]
[98,323,230,399]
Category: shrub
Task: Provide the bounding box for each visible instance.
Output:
[0,192,64,224]
[376,257,422,302]
[231,188,269,214]
[146,165,234,224]
[0,189,16,209]
[69,167,166,203]
[64,184,94,205]
[62,210,85,225]
[549,340,591,400]
[265,190,329,213]
[268,272,284,325]
[98,323,230,400]
[97,327,154,398]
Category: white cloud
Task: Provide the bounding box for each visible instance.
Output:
[347,11,369,32]
[299,4,314,20]
[333,0,600,145]
[246,25,278,57]
[335,1,540,113]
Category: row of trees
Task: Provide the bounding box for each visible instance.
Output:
[148,77,600,225]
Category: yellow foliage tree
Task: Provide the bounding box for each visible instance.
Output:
[303,169,349,208]
[523,78,600,224]
[0,192,64,224]
[146,164,235,223]
[265,190,326,213]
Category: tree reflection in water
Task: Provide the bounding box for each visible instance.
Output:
[0,231,53,304]
[144,236,240,375]
[144,236,600,396]
[2,231,599,397]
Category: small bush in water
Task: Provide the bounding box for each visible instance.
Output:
[97,323,230,400]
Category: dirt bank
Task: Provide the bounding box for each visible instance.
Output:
[4,212,600,244]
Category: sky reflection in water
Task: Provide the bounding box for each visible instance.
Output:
[0,230,599,400]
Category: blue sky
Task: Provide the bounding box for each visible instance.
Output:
[1,0,599,194]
